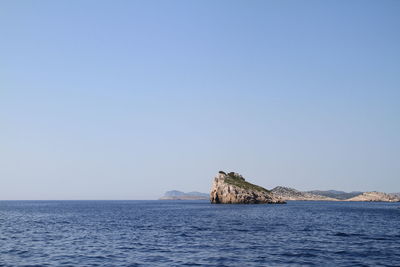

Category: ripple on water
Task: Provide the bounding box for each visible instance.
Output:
[0,200,399,266]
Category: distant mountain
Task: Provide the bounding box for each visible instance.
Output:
[306,190,363,200]
[186,191,209,197]
[271,186,338,201]
[163,190,186,197]
[159,190,209,200]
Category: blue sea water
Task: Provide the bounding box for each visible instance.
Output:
[0,201,399,266]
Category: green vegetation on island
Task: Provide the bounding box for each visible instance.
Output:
[222,172,271,193]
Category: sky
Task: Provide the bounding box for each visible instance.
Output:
[1,0,400,200]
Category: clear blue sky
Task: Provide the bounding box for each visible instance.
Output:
[1,1,399,199]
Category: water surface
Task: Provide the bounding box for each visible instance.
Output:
[1,200,399,266]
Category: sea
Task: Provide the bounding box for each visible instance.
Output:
[0,200,399,266]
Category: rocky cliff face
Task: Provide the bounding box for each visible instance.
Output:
[210,171,285,204]
[271,186,338,201]
[346,192,400,202]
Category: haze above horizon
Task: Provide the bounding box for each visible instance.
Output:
[1,1,399,200]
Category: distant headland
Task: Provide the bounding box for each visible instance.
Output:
[159,190,209,200]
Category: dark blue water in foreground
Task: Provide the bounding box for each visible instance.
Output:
[1,201,400,266]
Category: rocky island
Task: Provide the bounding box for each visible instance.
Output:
[161,173,399,203]
[305,190,363,200]
[271,186,338,201]
[346,191,400,202]
[210,171,285,204]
